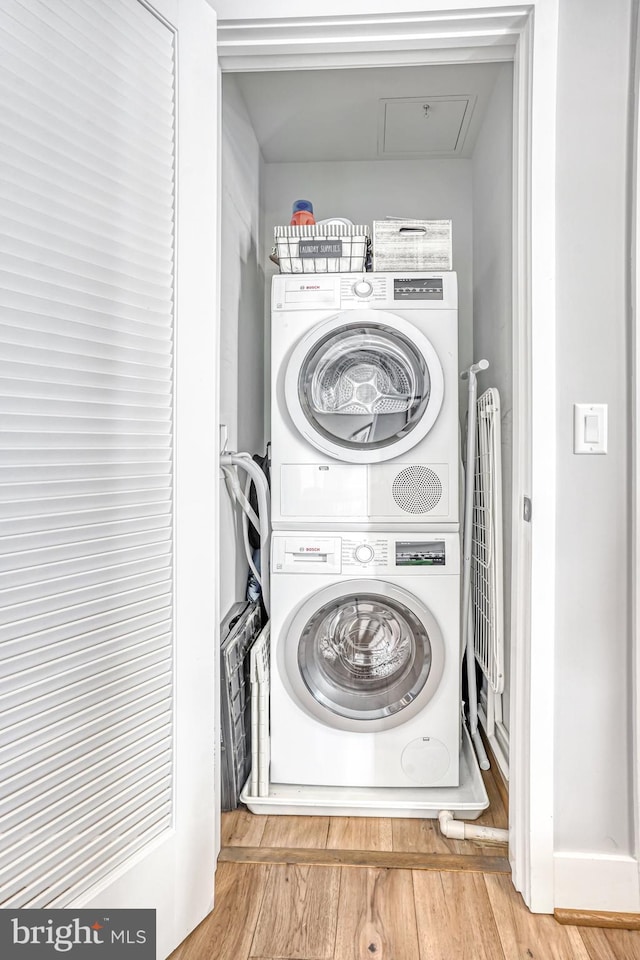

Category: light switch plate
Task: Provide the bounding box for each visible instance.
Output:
[573,403,607,454]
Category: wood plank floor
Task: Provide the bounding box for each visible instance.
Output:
[169,760,640,959]
[219,844,511,874]
[169,861,640,960]
[220,765,510,860]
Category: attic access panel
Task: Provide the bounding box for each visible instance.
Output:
[378,95,477,158]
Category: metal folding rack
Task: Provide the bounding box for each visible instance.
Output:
[471,387,504,699]
[219,600,263,810]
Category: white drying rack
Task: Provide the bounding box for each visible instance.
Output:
[472,388,504,698]
[461,360,489,771]
[461,361,506,775]
[250,624,271,798]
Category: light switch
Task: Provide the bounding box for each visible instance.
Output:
[574,403,607,454]
[584,415,599,443]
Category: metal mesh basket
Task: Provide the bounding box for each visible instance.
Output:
[273,223,370,273]
[310,345,417,415]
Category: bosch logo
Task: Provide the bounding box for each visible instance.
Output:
[299,284,321,290]
[303,547,321,552]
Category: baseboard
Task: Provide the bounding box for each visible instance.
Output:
[554,852,640,913]
[554,908,640,929]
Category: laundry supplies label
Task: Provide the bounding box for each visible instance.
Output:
[298,239,344,257]
[0,910,156,958]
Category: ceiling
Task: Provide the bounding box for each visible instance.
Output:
[229,62,508,164]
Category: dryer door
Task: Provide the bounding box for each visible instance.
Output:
[281,579,445,733]
[284,310,444,464]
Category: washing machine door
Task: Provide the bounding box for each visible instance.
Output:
[281,579,445,733]
[284,310,445,464]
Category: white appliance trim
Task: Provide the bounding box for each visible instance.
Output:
[217,1,559,913]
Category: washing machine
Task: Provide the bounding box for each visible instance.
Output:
[271,272,459,531]
[270,530,461,788]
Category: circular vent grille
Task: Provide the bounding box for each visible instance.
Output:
[392,466,442,514]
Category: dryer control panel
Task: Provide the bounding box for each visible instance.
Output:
[339,275,388,304]
[272,272,457,311]
[393,277,444,300]
[339,274,449,307]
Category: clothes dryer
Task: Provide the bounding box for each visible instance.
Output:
[271,273,459,531]
[270,530,461,788]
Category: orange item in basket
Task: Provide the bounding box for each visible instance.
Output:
[290,200,315,226]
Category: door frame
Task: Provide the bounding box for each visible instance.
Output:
[217,2,559,913]
[631,0,640,896]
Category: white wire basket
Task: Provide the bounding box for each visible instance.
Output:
[273,223,370,273]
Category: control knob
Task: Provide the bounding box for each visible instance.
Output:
[354,543,375,564]
[352,279,373,298]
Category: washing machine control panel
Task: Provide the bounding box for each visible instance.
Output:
[342,537,389,569]
[354,543,374,563]
[273,534,457,575]
[340,536,451,573]
[395,539,446,566]
[273,536,342,574]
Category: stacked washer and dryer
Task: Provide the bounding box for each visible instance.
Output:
[269,272,461,792]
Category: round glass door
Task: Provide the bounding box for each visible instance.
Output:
[281,580,445,731]
[284,312,444,464]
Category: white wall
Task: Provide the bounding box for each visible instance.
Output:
[553,0,635,902]
[471,65,513,750]
[263,157,474,414]
[219,75,266,622]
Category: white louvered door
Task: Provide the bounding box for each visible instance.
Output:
[0,0,219,956]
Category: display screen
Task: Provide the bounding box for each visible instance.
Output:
[393,278,444,301]
[395,540,446,566]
